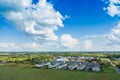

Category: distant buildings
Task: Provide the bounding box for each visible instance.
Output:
[115,67,120,73]
[35,56,101,72]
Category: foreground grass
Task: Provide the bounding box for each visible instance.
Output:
[0,66,120,80]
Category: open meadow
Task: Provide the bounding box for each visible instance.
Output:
[0,66,120,80]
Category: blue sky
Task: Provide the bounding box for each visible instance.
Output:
[0,0,120,51]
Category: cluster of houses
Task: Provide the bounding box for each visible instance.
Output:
[35,56,101,72]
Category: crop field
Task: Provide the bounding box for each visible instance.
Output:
[0,66,120,80]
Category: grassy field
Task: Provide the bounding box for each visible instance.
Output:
[0,66,120,80]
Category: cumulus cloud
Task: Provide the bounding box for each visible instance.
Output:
[84,0,120,47]
[85,23,120,46]
[103,0,120,45]
[106,22,120,45]
[103,0,120,17]
[83,40,92,49]
[0,0,79,50]
[0,0,64,42]
[60,34,78,49]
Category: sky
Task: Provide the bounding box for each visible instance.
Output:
[0,0,120,51]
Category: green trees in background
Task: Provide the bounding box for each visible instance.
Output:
[24,54,54,64]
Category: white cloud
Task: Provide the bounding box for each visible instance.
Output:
[0,0,32,13]
[60,34,78,49]
[103,0,120,17]
[23,42,59,49]
[0,42,19,49]
[85,35,106,38]
[23,42,39,49]
[83,40,92,49]
[85,0,120,46]
[106,22,120,45]
[110,0,120,4]
[103,0,120,45]
[85,24,120,46]
[85,22,120,46]
[0,42,58,51]
[0,0,64,42]
[0,0,79,50]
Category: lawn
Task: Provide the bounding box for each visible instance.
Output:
[0,66,120,80]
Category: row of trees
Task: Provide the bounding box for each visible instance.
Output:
[0,53,54,64]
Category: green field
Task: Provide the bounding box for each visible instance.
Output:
[0,66,120,80]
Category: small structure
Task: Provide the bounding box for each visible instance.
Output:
[35,62,50,68]
[55,57,69,62]
[77,63,86,70]
[68,62,78,70]
[91,66,100,72]
[115,67,120,73]
[114,58,120,60]
[92,63,101,72]
[48,61,62,68]
[85,62,101,72]
[56,63,68,69]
